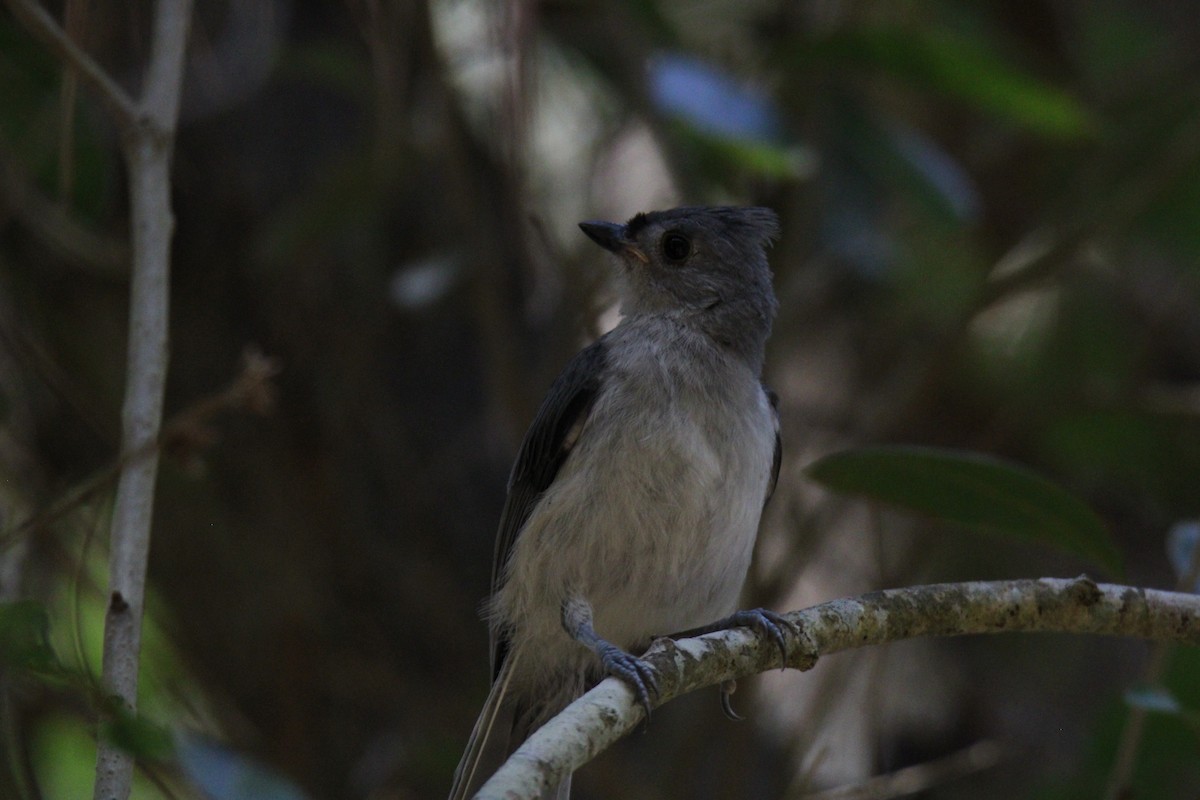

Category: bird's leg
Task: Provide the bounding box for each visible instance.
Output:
[561,596,659,720]
[666,609,798,669]
[664,609,796,720]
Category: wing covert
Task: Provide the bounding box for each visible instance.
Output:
[489,339,607,677]
[764,386,782,508]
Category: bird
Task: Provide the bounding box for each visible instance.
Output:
[449,205,790,800]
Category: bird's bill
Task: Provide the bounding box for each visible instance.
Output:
[578,220,649,263]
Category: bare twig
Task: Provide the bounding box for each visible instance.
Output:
[3,0,139,129]
[1102,536,1200,800]
[980,111,1200,309]
[794,740,1005,799]
[56,0,89,199]
[476,577,1200,799]
[0,349,279,549]
[0,138,130,275]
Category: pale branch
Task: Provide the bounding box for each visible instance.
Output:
[475,577,1200,799]
[3,0,139,129]
[90,1,193,799]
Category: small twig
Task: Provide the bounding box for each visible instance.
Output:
[794,740,1005,800]
[1,349,279,548]
[1102,535,1200,800]
[981,111,1200,309]
[0,140,130,275]
[56,0,89,199]
[4,0,139,129]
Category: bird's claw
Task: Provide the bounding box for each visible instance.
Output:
[719,679,744,721]
[727,608,797,669]
[598,643,659,722]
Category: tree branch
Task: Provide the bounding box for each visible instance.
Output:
[88,2,192,799]
[3,0,139,129]
[475,577,1200,799]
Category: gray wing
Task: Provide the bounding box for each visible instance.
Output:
[490,339,607,679]
[764,387,782,507]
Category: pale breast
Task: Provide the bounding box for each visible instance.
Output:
[493,320,775,663]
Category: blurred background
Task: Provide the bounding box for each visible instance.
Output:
[2,1,1200,798]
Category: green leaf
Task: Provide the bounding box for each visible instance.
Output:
[806,29,1097,140]
[805,446,1121,574]
[0,600,61,675]
[101,707,173,762]
[681,128,817,180]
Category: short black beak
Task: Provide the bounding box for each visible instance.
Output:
[578,220,627,253]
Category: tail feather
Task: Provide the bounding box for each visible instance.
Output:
[450,649,583,799]
[448,652,519,800]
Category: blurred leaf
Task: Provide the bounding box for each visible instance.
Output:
[891,224,989,332]
[649,53,782,141]
[0,600,61,675]
[177,733,310,800]
[1051,648,1200,797]
[1132,153,1200,261]
[0,20,60,140]
[807,28,1096,139]
[1072,4,1164,96]
[276,42,374,103]
[1167,521,1200,592]
[886,120,980,222]
[1041,411,1200,512]
[651,55,817,183]
[1125,685,1184,715]
[101,708,173,762]
[0,19,119,220]
[672,122,815,181]
[806,446,1121,573]
[833,100,980,225]
[31,714,101,799]
[705,137,815,180]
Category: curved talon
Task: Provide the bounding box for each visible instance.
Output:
[598,643,658,721]
[728,609,795,669]
[719,680,744,721]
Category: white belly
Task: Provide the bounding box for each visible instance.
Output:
[490,329,775,686]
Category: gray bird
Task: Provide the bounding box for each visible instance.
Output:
[449,206,789,800]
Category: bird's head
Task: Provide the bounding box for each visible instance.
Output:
[579,206,780,362]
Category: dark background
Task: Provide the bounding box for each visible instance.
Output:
[2,1,1200,798]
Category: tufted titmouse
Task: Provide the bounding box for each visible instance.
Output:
[449,206,789,799]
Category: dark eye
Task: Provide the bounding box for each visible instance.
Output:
[662,232,691,262]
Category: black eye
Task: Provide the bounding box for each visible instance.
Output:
[662,232,691,262]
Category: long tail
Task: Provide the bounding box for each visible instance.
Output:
[448,651,520,800]
[448,647,575,799]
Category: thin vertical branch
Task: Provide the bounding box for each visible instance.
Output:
[1102,537,1200,800]
[57,0,89,200]
[7,1,190,796]
[89,2,191,799]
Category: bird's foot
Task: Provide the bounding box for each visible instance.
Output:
[596,640,659,721]
[666,608,798,669]
[723,608,797,669]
